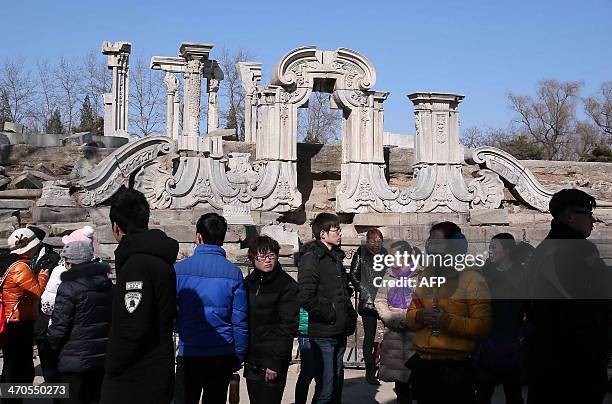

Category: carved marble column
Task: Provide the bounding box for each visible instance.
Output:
[407,92,473,212]
[151,42,214,143]
[180,43,213,137]
[102,41,131,137]
[237,62,262,143]
[163,73,180,139]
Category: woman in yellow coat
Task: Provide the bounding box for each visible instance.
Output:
[406,222,491,404]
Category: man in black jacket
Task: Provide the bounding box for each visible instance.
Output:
[47,240,112,403]
[298,213,357,404]
[528,189,610,404]
[100,187,179,404]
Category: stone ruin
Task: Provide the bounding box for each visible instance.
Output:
[1,40,612,269]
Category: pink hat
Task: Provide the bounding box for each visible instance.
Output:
[62,225,95,246]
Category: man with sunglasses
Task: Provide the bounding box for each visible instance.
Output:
[528,189,610,404]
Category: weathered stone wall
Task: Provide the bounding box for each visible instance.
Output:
[1,141,611,271]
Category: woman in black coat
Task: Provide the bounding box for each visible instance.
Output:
[47,241,113,404]
[244,236,299,404]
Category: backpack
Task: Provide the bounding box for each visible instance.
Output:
[0,260,26,345]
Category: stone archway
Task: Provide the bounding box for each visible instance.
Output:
[247,46,392,212]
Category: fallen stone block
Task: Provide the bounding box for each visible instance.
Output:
[50,222,95,237]
[0,209,20,222]
[0,199,34,210]
[0,220,18,238]
[13,172,43,189]
[0,215,18,227]
[33,163,55,176]
[32,207,89,223]
[0,176,10,191]
[26,170,55,182]
[0,189,43,199]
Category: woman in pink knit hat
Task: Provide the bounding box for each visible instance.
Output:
[42,226,95,316]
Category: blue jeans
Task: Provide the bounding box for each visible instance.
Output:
[295,336,315,404]
[310,337,347,404]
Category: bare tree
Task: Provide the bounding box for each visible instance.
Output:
[0,58,36,125]
[461,126,489,148]
[129,55,164,137]
[31,59,60,132]
[572,121,603,160]
[82,50,110,117]
[54,56,83,133]
[584,81,612,144]
[218,48,252,140]
[507,80,582,160]
[461,125,509,148]
[298,92,342,144]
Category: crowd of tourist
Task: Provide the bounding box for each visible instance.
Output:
[0,186,609,404]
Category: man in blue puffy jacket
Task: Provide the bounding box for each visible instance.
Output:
[174,213,248,404]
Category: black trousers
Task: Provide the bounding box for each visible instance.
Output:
[361,314,378,366]
[1,321,35,404]
[174,356,234,404]
[409,357,475,404]
[245,367,287,404]
[35,313,60,383]
[527,364,607,404]
[395,381,412,404]
[58,369,104,404]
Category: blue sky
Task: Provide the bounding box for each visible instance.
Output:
[1,0,610,135]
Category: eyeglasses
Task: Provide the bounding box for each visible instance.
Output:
[255,253,277,262]
[328,228,342,235]
[573,210,594,217]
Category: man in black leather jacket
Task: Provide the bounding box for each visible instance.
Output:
[349,229,386,385]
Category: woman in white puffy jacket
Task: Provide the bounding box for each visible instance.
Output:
[41,226,95,316]
[373,241,420,404]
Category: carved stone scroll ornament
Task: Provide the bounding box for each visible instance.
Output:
[467,146,556,212]
[133,154,176,209]
[468,169,505,210]
[77,137,176,207]
[336,163,406,213]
